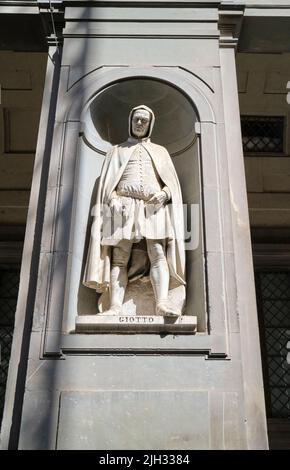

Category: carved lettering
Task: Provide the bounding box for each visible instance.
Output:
[118,316,155,324]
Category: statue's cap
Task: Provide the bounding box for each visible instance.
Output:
[128,105,155,138]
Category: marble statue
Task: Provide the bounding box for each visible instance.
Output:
[83,105,186,317]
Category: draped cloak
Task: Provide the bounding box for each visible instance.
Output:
[83,105,186,293]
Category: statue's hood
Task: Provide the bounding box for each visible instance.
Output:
[128,105,155,139]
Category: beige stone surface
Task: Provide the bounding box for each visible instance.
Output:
[262,157,290,192]
[248,193,290,227]
[244,157,263,193]
[0,51,47,224]
[237,52,290,229]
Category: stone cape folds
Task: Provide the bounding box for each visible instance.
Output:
[83,106,186,294]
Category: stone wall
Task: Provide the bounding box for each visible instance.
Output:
[0,52,47,226]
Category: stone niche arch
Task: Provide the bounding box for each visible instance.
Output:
[64,75,207,332]
[82,78,197,156]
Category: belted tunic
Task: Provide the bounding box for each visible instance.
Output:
[117,143,162,200]
[102,141,173,243]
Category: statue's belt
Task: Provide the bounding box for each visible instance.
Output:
[116,183,161,201]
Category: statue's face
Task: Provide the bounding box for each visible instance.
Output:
[131,109,151,138]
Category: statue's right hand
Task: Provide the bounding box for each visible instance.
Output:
[110,197,123,214]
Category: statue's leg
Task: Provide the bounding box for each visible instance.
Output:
[146,239,179,317]
[106,240,133,315]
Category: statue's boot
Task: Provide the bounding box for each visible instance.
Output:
[101,263,128,315]
[156,300,180,318]
[148,241,180,318]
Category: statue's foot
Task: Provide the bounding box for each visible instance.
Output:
[156,301,180,318]
[101,305,122,316]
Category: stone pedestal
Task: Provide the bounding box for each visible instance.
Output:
[76,315,197,334]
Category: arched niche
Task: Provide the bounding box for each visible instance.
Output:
[66,77,206,332]
[82,78,198,155]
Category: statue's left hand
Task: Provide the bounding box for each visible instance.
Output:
[147,190,168,208]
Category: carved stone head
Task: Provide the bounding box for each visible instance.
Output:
[129,105,155,139]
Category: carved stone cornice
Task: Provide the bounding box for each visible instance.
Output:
[38,1,65,47]
[218,2,245,49]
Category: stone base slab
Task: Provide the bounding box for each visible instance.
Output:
[75,314,197,334]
